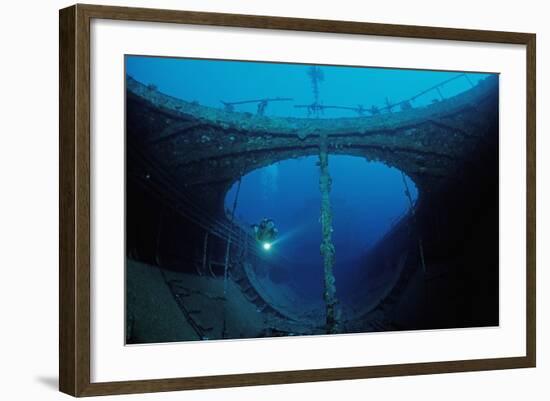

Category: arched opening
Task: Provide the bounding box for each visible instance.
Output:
[124,55,500,343]
[224,155,418,319]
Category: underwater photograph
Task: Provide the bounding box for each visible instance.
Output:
[125,55,499,344]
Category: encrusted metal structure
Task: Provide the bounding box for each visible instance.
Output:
[126,74,499,339]
[127,75,498,212]
[318,132,339,333]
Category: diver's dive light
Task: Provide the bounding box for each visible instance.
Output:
[262,242,272,251]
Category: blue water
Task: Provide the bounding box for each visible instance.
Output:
[126,56,491,118]
[225,156,418,301]
[126,55,492,303]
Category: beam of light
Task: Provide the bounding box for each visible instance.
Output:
[268,219,313,248]
[262,242,272,251]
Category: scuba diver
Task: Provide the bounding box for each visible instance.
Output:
[252,218,278,246]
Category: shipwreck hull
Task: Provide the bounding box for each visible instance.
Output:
[125,74,499,342]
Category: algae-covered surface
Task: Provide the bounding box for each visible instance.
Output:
[127,260,268,344]
[125,57,500,343]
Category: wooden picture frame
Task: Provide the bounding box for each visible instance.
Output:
[59,3,536,397]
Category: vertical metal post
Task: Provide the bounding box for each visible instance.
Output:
[318,132,339,334]
[401,172,427,273]
[222,176,243,338]
[223,239,231,295]
[223,176,242,296]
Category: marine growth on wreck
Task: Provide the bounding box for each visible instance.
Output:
[125,55,500,344]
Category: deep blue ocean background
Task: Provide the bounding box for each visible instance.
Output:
[126,55,491,305]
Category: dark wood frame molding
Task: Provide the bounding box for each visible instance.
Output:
[59,3,536,397]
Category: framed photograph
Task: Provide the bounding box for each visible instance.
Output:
[59,4,536,397]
